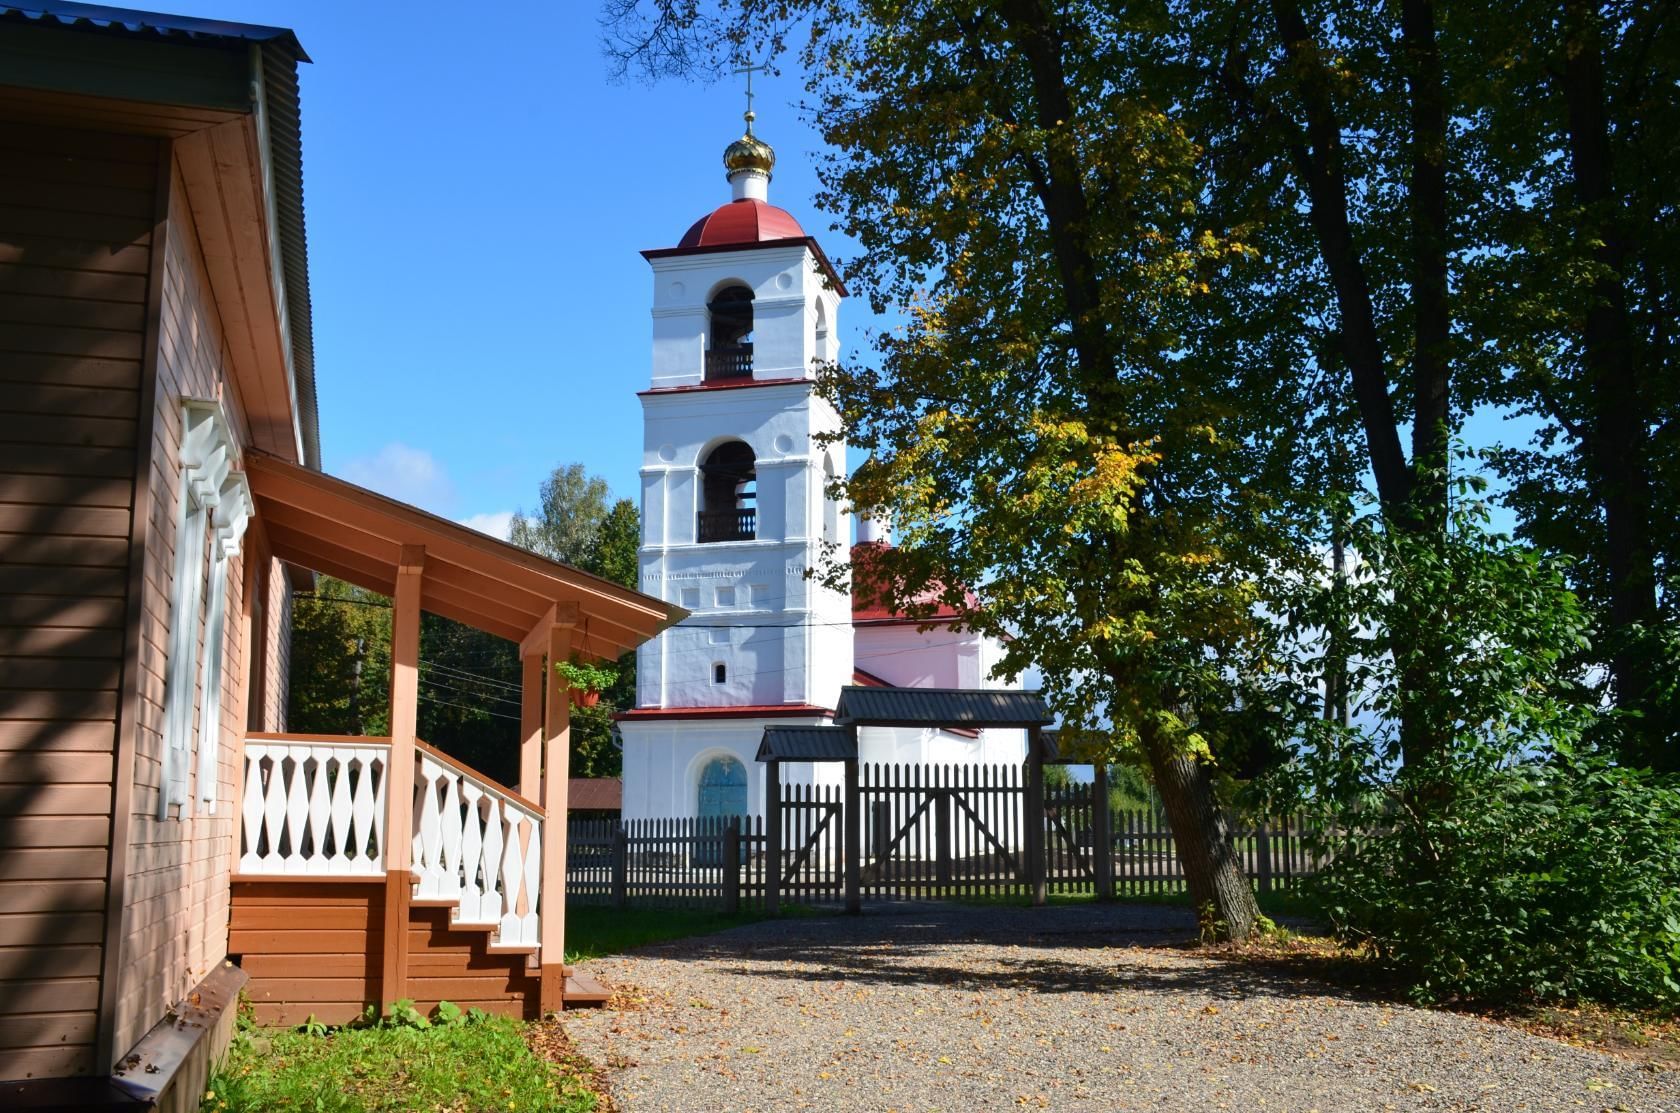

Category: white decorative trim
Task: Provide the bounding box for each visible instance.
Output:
[194,469,253,812]
[158,399,249,819]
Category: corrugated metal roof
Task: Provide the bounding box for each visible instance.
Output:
[756,725,856,763]
[258,39,320,470]
[834,686,1052,728]
[0,2,308,59]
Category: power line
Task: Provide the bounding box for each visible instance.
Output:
[422,660,523,693]
[418,692,522,723]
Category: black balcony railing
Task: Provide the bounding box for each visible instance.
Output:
[698,508,756,542]
[704,344,753,381]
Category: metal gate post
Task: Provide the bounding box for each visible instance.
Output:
[1026,728,1047,906]
[1092,763,1113,901]
[844,736,861,914]
[765,759,782,916]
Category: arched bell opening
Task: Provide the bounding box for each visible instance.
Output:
[698,440,757,542]
[706,284,754,381]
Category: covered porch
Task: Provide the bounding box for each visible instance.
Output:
[229,452,680,1021]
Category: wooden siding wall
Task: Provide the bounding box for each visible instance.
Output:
[0,121,158,1081]
[111,155,273,1061]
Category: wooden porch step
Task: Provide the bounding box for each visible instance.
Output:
[563,972,611,1008]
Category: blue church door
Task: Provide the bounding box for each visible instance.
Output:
[697,755,747,819]
[696,756,747,866]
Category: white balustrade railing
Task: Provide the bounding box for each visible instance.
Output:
[239,738,390,876]
[411,747,544,952]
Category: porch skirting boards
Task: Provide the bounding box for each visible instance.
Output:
[230,878,543,1025]
[3,962,247,1112]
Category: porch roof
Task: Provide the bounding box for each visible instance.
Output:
[245,451,684,659]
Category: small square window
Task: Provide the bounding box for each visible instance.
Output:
[709,627,730,646]
[680,587,700,609]
[749,583,769,608]
[715,585,736,607]
[713,662,727,684]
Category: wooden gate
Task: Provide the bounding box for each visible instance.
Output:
[1043,781,1098,893]
[857,763,1027,900]
[776,782,845,903]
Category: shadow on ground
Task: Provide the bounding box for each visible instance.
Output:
[620,901,1379,1004]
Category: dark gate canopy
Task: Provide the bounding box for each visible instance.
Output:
[833,686,1052,729]
[756,725,855,763]
[756,687,1052,763]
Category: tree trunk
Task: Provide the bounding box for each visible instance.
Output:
[1401,0,1451,529]
[1138,714,1261,942]
[1268,0,1414,517]
[1557,0,1667,770]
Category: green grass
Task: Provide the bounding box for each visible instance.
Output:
[563,902,806,963]
[203,1009,597,1113]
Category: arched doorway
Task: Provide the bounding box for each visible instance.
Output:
[697,754,748,820]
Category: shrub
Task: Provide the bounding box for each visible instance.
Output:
[1312,756,1680,1006]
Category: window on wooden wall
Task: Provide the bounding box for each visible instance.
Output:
[158,401,250,818]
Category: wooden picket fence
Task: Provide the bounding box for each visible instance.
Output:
[566,763,1320,911]
[567,816,767,911]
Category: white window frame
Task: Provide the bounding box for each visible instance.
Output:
[158,401,247,819]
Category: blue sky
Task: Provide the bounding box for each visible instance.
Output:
[158,1,858,534]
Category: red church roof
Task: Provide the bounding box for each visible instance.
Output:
[678,198,805,248]
[851,541,977,625]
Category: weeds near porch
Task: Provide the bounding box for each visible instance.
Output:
[202,997,598,1112]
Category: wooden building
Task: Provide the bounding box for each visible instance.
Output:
[0,4,679,1107]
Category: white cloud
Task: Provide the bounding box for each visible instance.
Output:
[340,443,455,512]
[459,510,515,540]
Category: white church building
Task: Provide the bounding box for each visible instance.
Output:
[616,112,1026,823]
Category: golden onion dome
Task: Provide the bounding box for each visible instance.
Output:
[723,113,775,178]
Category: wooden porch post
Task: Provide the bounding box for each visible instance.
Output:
[539,620,574,1012]
[519,652,544,798]
[381,544,424,1009]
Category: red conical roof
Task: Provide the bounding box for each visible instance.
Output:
[678,198,806,249]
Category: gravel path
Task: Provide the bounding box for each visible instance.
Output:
[564,903,1679,1112]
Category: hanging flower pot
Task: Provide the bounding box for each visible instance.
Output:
[555,658,616,710]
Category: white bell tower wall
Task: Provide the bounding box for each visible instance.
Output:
[634,242,851,714]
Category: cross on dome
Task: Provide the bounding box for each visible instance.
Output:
[723,59,775,197]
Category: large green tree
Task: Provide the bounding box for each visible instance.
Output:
[1450,0,1679,768]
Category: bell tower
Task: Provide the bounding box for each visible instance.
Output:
[617,108,852,819]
